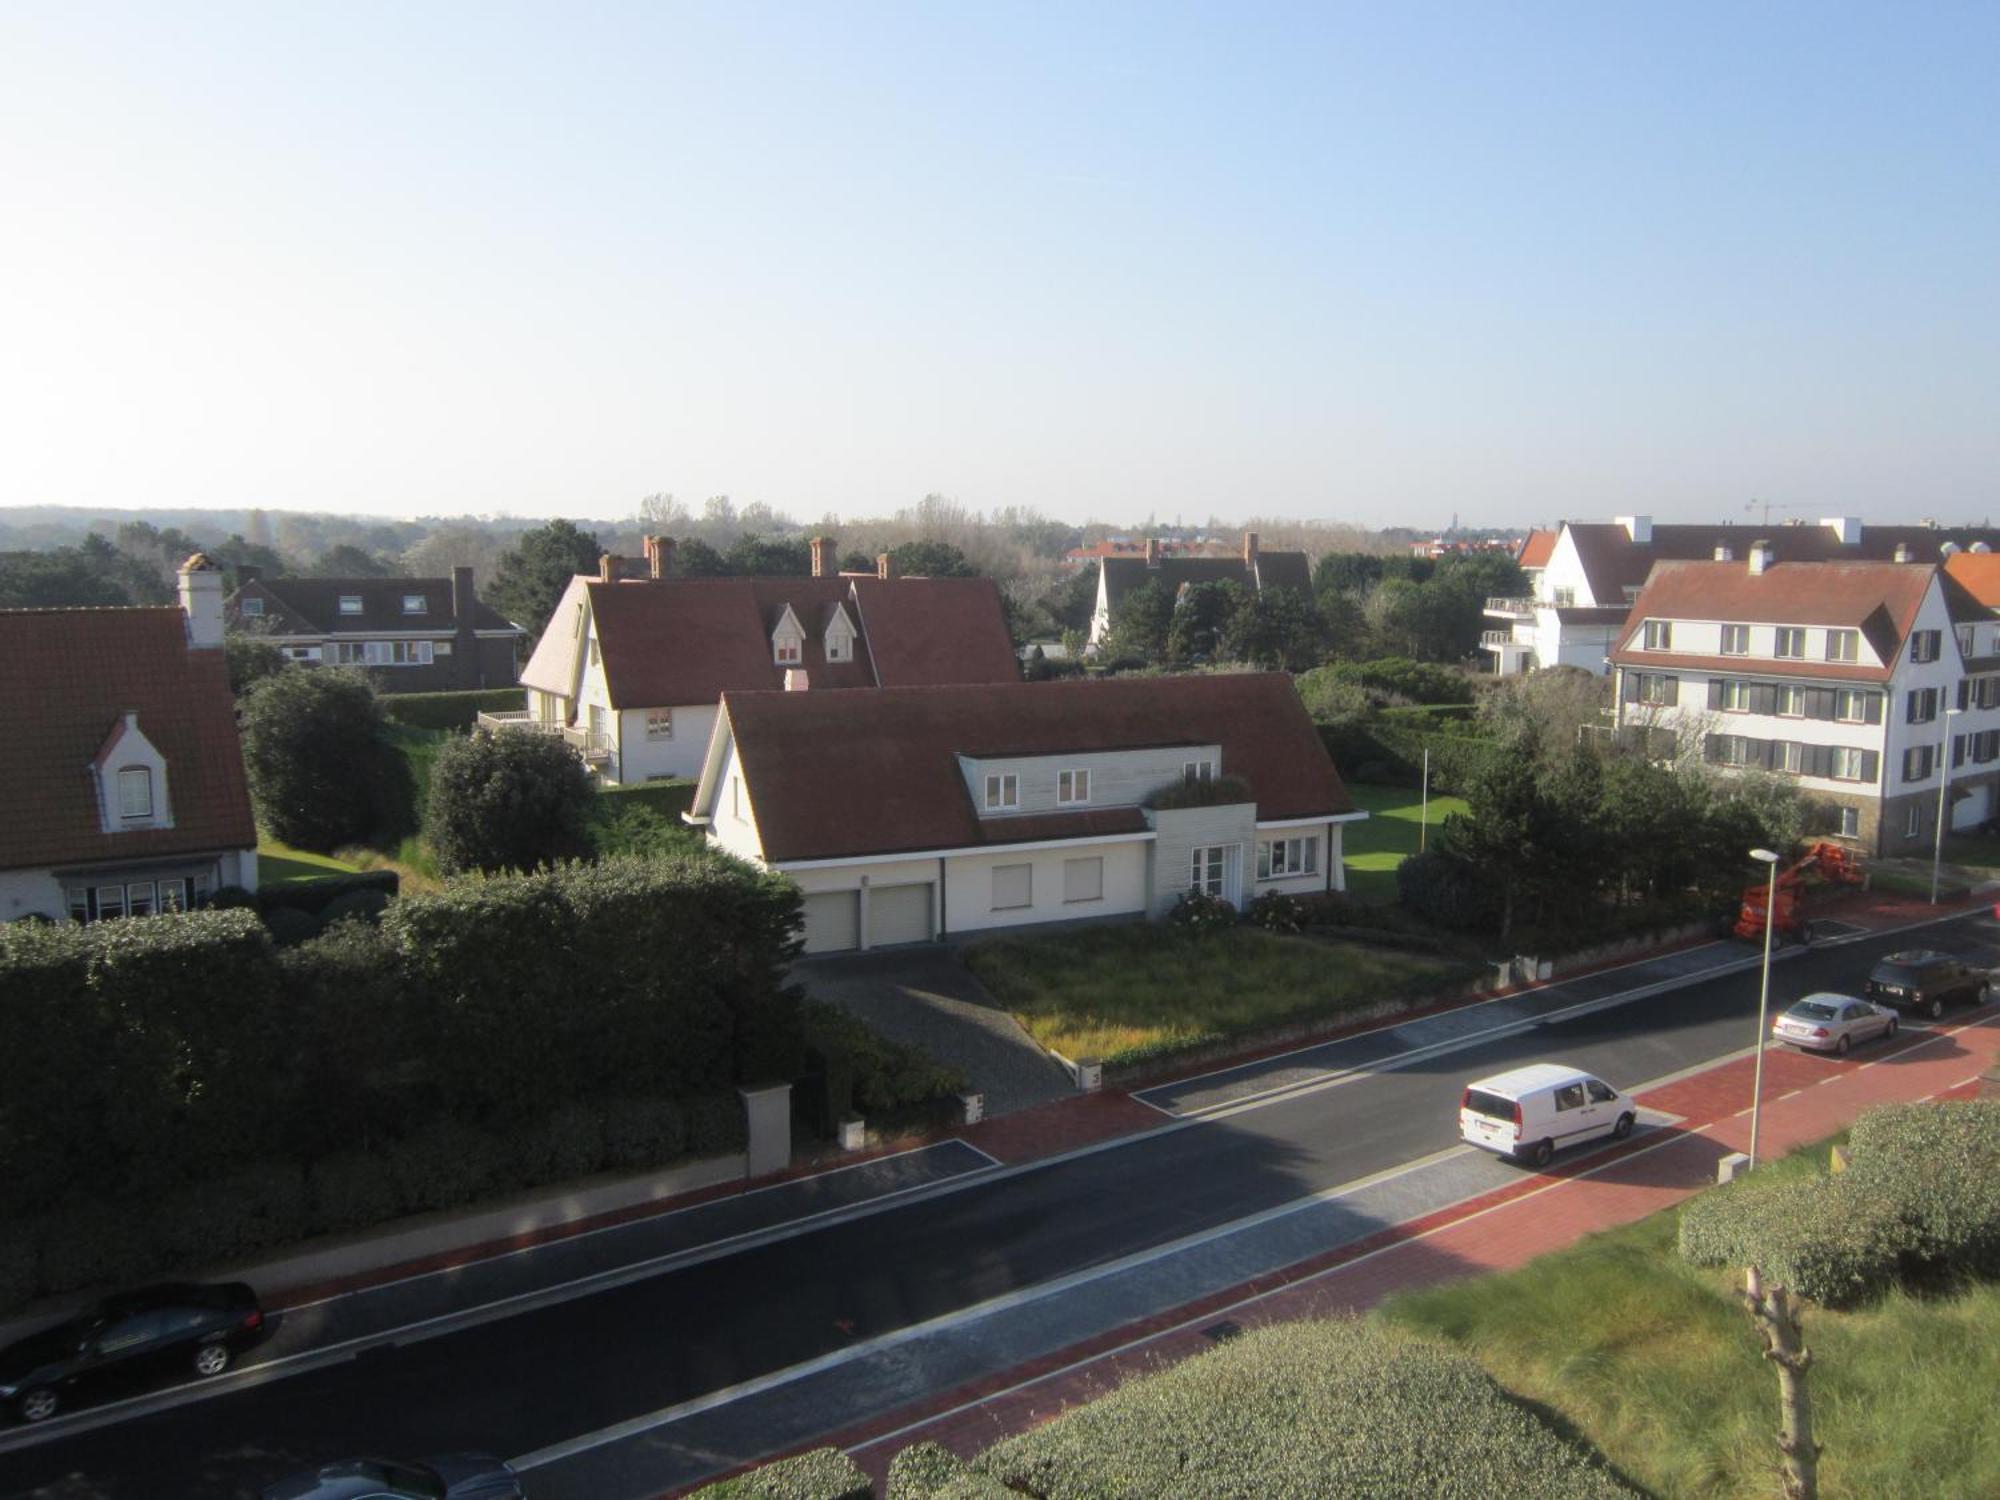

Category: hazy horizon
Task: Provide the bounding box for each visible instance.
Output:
[4,3,1995,528]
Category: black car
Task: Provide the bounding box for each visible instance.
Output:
[0,1281,263,1423]
[1864,950,1991,1020]
[260,1456,525,1500]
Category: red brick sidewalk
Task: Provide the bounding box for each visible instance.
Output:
[819,1009,2000,1489]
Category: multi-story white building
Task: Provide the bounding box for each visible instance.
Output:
[1608,544,2000,855]
[1485,514,2000,678]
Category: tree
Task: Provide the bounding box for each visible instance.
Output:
[1478,666,1610,760]
[1100,577,1174,664]
[721,533,810,576]
[206,533,292,590]
[887,539,976,578]
[0,548,136,607]
[1312,552,1385,598]
[307,544,396,578]
[487,519,602,634]
[1224,587,1326,671]
[675,537,730,577]
[1167,580,1246,665]
[239,670,415,853]
[426,730,595,875]
[223,635,291,697]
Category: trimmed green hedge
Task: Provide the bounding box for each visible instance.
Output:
[963,1318,1634,1498]
[379,687,527,732]
[256,869,401,916]
[692,1448,872,1499]
[799,1000,969,1134]
[1679,1100,2000,1304]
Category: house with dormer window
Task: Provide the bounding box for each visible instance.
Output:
[685,674,1364,952]
[500,536,1022,782]
[0,555,259,922]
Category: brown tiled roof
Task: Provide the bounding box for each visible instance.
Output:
[1099,551,1313,612]
[1944,552,2000,608]
[1517,530,1558,569]
[0,608,257,872]
[723,673,1352,863]
[225,577,517,634]
[529,574,1020,710]
[1609,560,1936,681]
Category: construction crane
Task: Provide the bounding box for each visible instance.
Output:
[1742,498,1819,527]
[1734,842,1866,941]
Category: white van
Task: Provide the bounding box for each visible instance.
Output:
[1459,1063,1636,1169]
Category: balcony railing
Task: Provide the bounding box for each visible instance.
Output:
[477,711,612,762]
[1484,596,1535,618]
[1480,629,1527,649]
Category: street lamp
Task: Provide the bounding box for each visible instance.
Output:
[1748,847,1781,1170]
[1932,706,1966,904]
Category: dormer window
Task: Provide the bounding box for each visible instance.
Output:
[984,773,1019,811]
[775,636,802,665]
[338,594,363,616]
[827,633,850,663]
[402,594,427,615]
[241,597,264,617]
[1058,769,1090,805]
[117,767,153,820]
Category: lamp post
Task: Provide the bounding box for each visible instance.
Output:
[1748,847,1781,1170]
[1419,747,1431,853]
[1932,706,1965,904]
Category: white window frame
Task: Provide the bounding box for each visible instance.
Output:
[1905,803,1922,838]
[1834,689,1868,723]
[645,710,673,741]
[991,863,1032,910]
[1183,758,1216,785]
[1911,630,1941,664]
[1642,619,1672,650]
[774,635,803,666]
[826,632,850,663]
[1903,744,1934,783]
[1775,685,1805,718]
[117,767,153,820]
[1717,679,1751,712]
[1825,629,1857,662]
[1720,624,1749,655]
[983,773,1019,811]
[402,593,428,615]
[240,597,264,617]
[1958,625,1976,656]
[1838,806,1860,838]
[1057,768,1091,806]
[1831,746,1867,781]
[1258,835,1319,880]
[1774,627,1806,659]
[1190,844,1228,898]
[338,594,364,616]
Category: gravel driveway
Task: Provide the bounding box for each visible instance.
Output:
[793,949,1075,1117]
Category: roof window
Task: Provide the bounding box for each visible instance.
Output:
[402,594,427,615]
[338,595,364,615]
[240,597,263,617]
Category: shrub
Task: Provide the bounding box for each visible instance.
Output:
[308,1150,404,1236]
[801,1001,968,1133]
[0,1229,37,1317]
[387,1119,505,1214]
[691,1447,872,1499]
[379,688,528,733]
[600,1098,689,1172]
[1677,1173,1907,1307]
[261,906,323,947]
[239,667,416,852]
[1396,848,1501,932]
[1847,1099,2000,1274]
[426,728,597,876]
[36,1197,160,1295]
[1167,890,1238,936]
[512,1104,608,1186]
[207,884,257,910]
[887,1442,970,1500]
[685,1091,749,1157]
[1328,656,1475,706]
[257,870,400,917]
[969,1318,1634,1498]
[1146,773,1255,810]
[318,887,392,925]
[1246,891,1305,934]
[157,1161,307,1267]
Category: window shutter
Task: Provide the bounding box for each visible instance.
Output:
[1758,739,1778,770]
[1663,675,1679,706]
[1704,733,1724,764]
[1958,681,1971,711]
[1808,688,1835,720]
[1860,749,1880,782]
[1752,684,1777,714]
[1708,678,1726,709]
[1621,671,1639,704]
[1864,693,1883,725]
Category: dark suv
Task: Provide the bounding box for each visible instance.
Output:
[0,1282,264,1424]
[1864,950,1991,1020]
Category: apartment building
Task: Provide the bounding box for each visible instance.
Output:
[1608,545,2000,855]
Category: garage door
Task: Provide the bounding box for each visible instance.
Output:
[868,883,934,948]
[801,891,860,953]
[1953,782,1990,832]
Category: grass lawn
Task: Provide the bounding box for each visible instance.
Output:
[1378,1134,2000,1500]
[1342,780,1469,902]
[963,924,1476,1065]
[255,836,362,884]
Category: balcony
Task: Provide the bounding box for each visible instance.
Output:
[1480,629,1524,648]
[1484,596,1535,619]
[476,711,612,763]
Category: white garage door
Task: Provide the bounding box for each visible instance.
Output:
[802,891,860,953]
[1953,782,1990,831]
[868,883,934,948]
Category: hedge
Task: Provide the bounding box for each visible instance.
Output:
[799,1000,970,1135]
[256,869,401,916]
[691,1448,871,1500]
[378,687,528,732]
[1678,1100,2000,1304]
[964,1318,1635,1498]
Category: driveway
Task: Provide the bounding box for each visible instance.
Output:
[792,949,1075,1117]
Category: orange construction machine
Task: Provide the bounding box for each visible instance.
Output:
[1733,842,1865,941]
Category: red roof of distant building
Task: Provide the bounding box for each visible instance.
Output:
[0,608,256,871]
[721,673,1352,863]
[1517,530,1557,569]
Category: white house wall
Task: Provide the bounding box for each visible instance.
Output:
[957,745,1221,819]
[615,704,716,781]
[704,741,766,862]
[1251,822,1348,899]
[942,842,1148,931]
[1147,804,1258,915]
[0,870,64,922]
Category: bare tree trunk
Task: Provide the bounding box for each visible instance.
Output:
[1739,1266,1820,1500]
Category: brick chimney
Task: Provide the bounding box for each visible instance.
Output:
[877,553,896,581]
[1893,542,1913,563]
[451,565,479,688]
[1144,538,1161,568]
[784,668,810,691]
[1242,531,1260,566]
[643,535,675,580]
[810,536,834,578]
[177,553,225,649]
[1714,544,1734,562]
[1748,539,1774,575]
[599,553,621,583]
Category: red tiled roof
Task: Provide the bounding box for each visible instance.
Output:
[1944,551,2000,608]
[847,577,1020,687]
[723,674,1352,863]
[1517,530,1557,569]
[0,608,257,871]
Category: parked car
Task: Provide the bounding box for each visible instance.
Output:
[0,1282,263,1424]
[1459,1063,1636,1169]
[1772,992,1897,1054]
[1863,950,1991,1020]
[260,1456,525,1500]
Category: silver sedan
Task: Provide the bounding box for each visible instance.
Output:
[1772,992,1898,1056]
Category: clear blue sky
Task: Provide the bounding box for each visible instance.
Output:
[2,2,1995,528]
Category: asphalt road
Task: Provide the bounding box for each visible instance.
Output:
[3,915,1991,1499]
